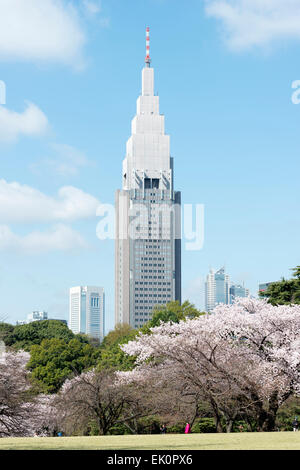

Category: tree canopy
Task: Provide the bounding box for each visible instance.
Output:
[141,300,205,332]
[97,302,205,371]
[27,338,101,393]
[97,324,138,372]
[259,266,300,305]
[118,298,300,432]
[0,320,85,351]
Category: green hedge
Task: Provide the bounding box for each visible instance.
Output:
[191,418,216,433]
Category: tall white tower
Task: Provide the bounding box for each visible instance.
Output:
[205,268,230,312]
[69,286,105,342]
[115,28,181,329]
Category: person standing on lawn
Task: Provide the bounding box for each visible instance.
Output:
[292,417,299,432]
[184,423,191,434]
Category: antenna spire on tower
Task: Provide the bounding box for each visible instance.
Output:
[145,26,151,67]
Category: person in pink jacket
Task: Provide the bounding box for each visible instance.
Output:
[184,423,191,434]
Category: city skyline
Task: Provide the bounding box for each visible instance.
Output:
[0,1,299,333]
[205,266,250,312]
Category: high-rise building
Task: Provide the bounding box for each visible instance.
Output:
[27,311,48,322]
[230,284,250,303]
[205,267,230,312]
[205,267,251,311]
[115,28,181,329]
[69,286,105,342]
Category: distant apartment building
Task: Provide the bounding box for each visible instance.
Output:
[230,284,250,303]
[205,267,230,312]
[16,311,48,325]
[69,286,105,342]
[27,311,48,322]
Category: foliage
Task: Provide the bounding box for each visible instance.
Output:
[0,320,85,351]
[0,322,15,345]
[191,418,216,434]
[101,324,135,348]
[260,266,300,305]
[27,338,101,393]
[96,303,204,374]
[118,298,300,433]
[141,301,204,332]
[275,397,300,431]
[0,350,58,437]
[108,422,133,435]
[136,416,161,434]
[167,422,185,434]
[97,323,138,372]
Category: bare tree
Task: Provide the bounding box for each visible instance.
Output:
[57,369,129,436]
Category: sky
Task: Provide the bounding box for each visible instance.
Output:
[0,0,300,332]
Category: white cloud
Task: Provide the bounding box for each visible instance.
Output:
[205,0,300,50]
[0,0,86,67]
[0,103,48,143]
[0,224,87,254]
[83,0,101,15]
[31,143,91,177]
[0,180,100,224]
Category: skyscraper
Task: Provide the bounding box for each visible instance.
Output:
[229,284,250,303]
[115,28,181,329]
[69,286,105,342]
[205,267,230,312]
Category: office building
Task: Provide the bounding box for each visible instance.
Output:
[205,267,230,312]
[69,286,105,342]
[230,284,250,303]
[27,311,48,322]
[115,28,181,328]
[16,311,48,325]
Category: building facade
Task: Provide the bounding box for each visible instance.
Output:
[205,267,230,312]
[17,311,48,325]
[69,286,105,342]
[259,282,274,294]
[229,284,250,303]
[27,311,48,322]
[115,30,181,329]
[205,267,251,311]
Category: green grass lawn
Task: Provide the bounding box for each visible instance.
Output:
[0,432,299,450]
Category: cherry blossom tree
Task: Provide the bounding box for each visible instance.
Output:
[56,368,184,435]
[0,350,57,437]
[117,298,300,432]
[57,369,129,436]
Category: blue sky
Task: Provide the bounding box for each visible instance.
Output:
[0,0,300,332]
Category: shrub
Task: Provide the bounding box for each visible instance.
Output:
[192,418,216,433]
[167,422,185,434]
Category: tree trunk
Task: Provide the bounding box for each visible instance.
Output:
[225,420,234,433]
[256,411,277,432]
[210,398,223,432]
